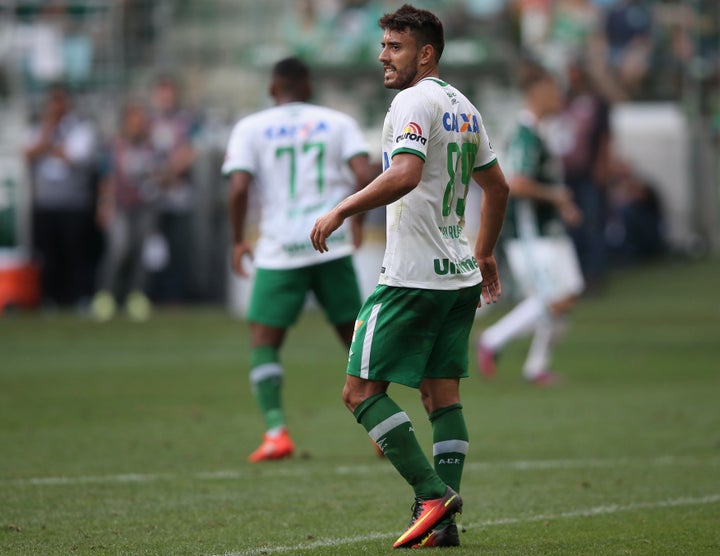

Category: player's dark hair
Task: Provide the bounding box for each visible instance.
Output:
[378,3,444,62]
[271,57,311,99]
[517,59,553,92]
[272,57,310,82]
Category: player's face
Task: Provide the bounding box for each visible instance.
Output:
[378,29,421,90]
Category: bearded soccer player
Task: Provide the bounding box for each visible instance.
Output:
[310,4,509,549]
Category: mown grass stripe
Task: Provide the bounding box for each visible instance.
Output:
[218,494,720,556]
[4,455,718,487]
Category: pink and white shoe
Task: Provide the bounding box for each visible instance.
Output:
[477,341,498,379]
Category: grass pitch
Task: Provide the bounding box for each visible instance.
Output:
[1,258,719,555]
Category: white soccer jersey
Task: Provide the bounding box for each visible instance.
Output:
[379,77,497,290]
[222,102,369,269]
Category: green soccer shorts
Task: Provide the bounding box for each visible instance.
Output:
[346,283,482,388]
[247,255,362,328]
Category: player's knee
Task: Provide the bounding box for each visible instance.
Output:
[341,381,359,412]
[419,386,432,414]
[342,377,385,413]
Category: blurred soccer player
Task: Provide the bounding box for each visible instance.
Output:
[477,63,584,386]
[222,57,375,462]
[310,4,509,548]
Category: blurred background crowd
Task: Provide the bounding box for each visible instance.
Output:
[0,0,718,316]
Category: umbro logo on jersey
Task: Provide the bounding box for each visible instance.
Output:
[443,112,479,133]
[434,256,479,276]
[396,121,427,145]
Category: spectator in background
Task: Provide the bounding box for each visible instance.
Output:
[92,100,162,322]
[558,57,612,290]
[549,0,600,53]
[512,0,553,52]
[282,0,335,59]
[602,0,654,98]
[23,83,100,310]
[148,74,200,304]
[605,158,665,264]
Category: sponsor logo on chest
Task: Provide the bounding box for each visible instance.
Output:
[396,121,427,145]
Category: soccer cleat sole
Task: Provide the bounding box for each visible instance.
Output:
[393,488,462,549]
[411,521,460,548]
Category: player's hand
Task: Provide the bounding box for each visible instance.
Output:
[554,187,583,228]
[558,200,583,229]
[231,242,254,278]
[311,209,344,253]
[476,255,502,306]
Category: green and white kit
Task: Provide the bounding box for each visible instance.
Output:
[222,101,369,269]
[378,77,497,290]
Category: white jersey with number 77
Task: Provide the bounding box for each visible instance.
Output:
[222,102,369,269]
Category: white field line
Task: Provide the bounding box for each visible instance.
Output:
[215,494,720,556]
[3,454,718,487]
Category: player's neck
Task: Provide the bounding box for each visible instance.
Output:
[275,95,309,106]
[407,66,439,89]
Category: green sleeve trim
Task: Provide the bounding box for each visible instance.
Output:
[391,147,426,162]
[473,158,498,172]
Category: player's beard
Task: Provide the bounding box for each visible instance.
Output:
[383,63,418,90]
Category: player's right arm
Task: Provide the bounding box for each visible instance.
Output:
[228,170,253,278]
[507,131,582,228]
[311,153,422,253]
[223,116,258,277]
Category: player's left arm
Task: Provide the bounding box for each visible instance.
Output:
[311,153,422,253]
[472,161,510,305]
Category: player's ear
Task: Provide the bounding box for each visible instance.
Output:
[419,44,435,67]
[269,74,281,101]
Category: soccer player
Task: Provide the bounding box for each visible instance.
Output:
[476,63,584,386]
[222,57,375,462]
[310,4,509,549]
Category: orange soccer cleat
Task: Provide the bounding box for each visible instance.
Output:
[247,430,295,463]
[393,487,462,548]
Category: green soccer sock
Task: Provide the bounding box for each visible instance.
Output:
[429,403,468,494]
[354,392,447,500]
[250,346,285,432]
